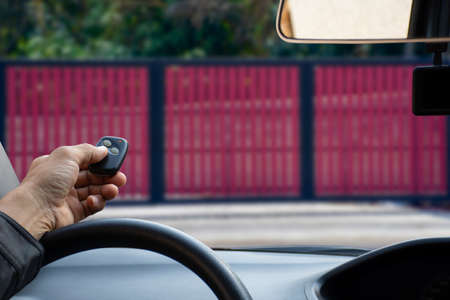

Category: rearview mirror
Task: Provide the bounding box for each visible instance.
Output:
[277,0,450,44]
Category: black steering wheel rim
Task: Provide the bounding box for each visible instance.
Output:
[40,218,252,300]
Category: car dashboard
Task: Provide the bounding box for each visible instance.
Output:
[13,248,351,300]
[12,238,450,300]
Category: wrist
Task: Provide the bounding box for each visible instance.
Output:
[0,184,55,239]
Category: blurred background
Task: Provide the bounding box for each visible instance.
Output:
[0,0,434,59]
[2,0,450,249]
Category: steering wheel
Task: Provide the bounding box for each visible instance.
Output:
[40,218,252,300]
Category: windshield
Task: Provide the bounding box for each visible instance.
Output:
[2,0,449,251]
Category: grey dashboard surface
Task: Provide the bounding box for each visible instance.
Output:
[13,249,352,300]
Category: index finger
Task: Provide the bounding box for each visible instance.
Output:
[75,170,127,188]
[52,143,108,169]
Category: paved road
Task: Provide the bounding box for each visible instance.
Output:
[90,201,450,249]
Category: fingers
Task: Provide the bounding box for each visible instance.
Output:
[75,170,127,188]
[66,190,109,223]
[76,184,119,201]
[52,144,108,169]
[81,195,106,217]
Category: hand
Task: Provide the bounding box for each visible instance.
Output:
[0,143,127,239]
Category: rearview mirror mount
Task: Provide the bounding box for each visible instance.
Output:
[413,43,450,115]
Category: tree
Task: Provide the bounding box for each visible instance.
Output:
[0,0,427,59]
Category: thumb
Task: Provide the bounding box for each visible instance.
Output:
[54,144,108,169]
[91,145,109,163]
[80,145,108,168]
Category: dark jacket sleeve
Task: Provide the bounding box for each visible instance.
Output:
[0,212,44,300]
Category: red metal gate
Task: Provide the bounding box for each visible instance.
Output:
[6,66,150,200]
[4,62,448,201]
[315,65,447,196]
[165,65,301,199]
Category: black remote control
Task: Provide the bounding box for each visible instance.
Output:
[89,136,128,176]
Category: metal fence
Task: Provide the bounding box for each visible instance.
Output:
[165,66,300,198]
[5,66,150,200]
[315,65,446,196]
[1,59,447,203]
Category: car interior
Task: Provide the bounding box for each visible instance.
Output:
[8,0,450,299]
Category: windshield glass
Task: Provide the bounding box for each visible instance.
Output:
[2,0,449,251]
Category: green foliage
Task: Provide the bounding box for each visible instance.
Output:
[0,0,425,59]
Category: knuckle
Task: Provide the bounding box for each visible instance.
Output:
[52,146,72,158]
[30,155,48,167]
[80,143,94,151]
[79,143,95,158]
